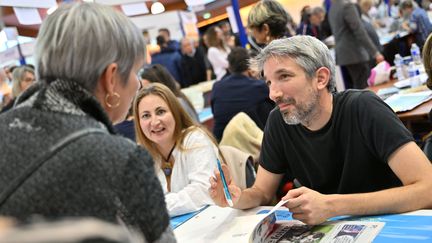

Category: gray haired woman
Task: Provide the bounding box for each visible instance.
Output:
[0,3,174,243]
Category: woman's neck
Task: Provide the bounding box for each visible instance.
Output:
[157,139,176,160]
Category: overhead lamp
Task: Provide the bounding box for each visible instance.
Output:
[151,1,165,15]
[203,12,211,19]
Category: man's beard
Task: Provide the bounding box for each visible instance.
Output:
[278,90,320,126]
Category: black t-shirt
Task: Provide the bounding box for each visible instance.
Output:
[260,90,413,194]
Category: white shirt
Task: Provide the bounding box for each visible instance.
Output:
[207,46,230,81]
[157,129,218,217]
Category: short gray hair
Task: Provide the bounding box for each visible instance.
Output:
[34,2,145,92]
[311,6,325,16]
[12,66,34,97]
[253,36,336,92]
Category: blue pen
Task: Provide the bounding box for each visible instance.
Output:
[216,158,234,207]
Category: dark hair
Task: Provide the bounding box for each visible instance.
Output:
[156,35,166,46]
[8,65,18,74]
[218,20,230,28]
[400,0,414,9]
[205,26,224,49]
[300,5,311,23]
[24,64,35,70]
[140,64,196,113]
[228,47,250,74]
[158,28,170,36]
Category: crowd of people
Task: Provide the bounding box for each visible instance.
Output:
[0,0,432,242]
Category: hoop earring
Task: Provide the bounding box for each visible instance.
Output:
[105,92,121,108]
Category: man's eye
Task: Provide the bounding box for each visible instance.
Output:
[280,74,290,80]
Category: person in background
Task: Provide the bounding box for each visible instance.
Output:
[151,35,183,86]
[141,64,199,122]
[0,3,174,242]
[142,30,152,65]
[1,66,35,113]
[359,0,378,26]
[400,0,432,48]
[297,6,327,40]
[198,33,216,81]
[219,20,240,48]
[133,83,219,216]
[296,5,312,35]
[355,3,384,69]
[210,36,432,225]
[329,0,384,89]
[309,6,326,40]
[4,65,17,82]
[113,106,136,142]
[247,0,290,46]
[211,47,274,141]
[179,37,209,87]
[205,26,231,81]
[0,68,12,109]
[158,28,179,51]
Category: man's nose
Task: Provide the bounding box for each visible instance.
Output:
[269,84,283,102]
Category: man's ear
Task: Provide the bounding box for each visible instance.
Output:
[262,24,271,36]
[315,67,330,90]
[99,63,118,94]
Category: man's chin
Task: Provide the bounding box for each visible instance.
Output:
[282,113,301,125]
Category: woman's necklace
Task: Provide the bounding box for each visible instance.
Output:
[162,143,176,176]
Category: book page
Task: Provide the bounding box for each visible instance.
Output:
[264,220,384,243]
[215,214,267,242]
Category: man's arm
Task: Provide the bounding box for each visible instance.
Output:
[284,142,432,225]
[209,165,283,209]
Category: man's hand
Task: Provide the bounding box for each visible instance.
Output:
[209,164,241,207]
[282,187,333,225]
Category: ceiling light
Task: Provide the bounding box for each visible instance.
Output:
[151,1,165,15]
[203,12,211,19]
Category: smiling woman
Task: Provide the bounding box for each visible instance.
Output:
[133,83,221,217]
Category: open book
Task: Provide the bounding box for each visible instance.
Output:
[216,202,384,243]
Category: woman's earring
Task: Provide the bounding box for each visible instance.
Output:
[105,92,121,108]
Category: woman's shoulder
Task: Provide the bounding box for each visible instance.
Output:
[80,132,153,167]
[181,127,213,147]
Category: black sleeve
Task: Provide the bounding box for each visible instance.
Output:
[114,147,171,242]
[259,109,292,177]
[355,91,414,163]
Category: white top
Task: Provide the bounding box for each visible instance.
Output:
[157,128,218,217]
[207,46,230,81]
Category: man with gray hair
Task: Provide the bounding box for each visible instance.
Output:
[210,36,432,225]
[179,37,209,87]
